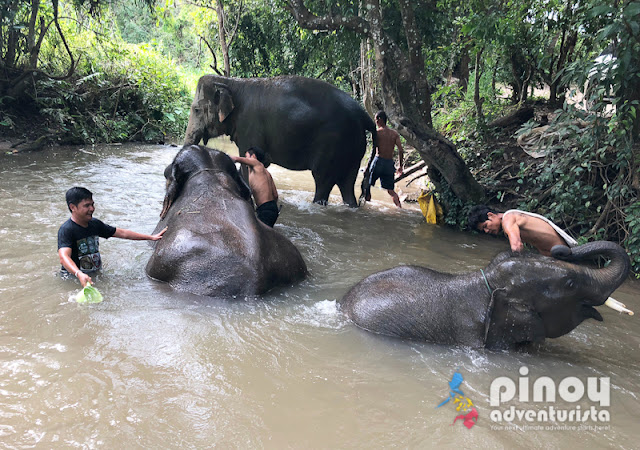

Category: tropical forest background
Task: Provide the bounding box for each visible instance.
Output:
[1,0,639,276]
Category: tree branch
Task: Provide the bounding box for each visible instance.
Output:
[199,35,223,75]
[285,0,371,36]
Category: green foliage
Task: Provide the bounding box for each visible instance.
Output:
[33,6,192,144]
[111,0,209,69]
[434,0,640,277]
[230,1,362,88]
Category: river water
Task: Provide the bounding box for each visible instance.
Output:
[0,141,638,449]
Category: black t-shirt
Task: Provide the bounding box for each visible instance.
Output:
[57,218,116,273]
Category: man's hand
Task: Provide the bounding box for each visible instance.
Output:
[77,271,93,287]
[150,226,168,241]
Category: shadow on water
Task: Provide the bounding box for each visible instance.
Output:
[0,142,638,448]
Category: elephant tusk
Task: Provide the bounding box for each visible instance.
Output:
[604,297,634,316]
[606,297,626,308]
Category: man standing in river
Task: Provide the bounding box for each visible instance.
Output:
[58,186,167,287]
[364,110,405,208]
[231,147,280,227]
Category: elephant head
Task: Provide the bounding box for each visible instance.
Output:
[148,144,307,297]
[160,144,250,219]
[339,241,630,350]
[184,75,235,146]
[483,241,630,348]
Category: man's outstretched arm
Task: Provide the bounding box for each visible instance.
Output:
[113,226,167,241]
[231,155,261,167]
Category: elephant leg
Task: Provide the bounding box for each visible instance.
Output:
[312,170,334,205]
[336,164,359,207]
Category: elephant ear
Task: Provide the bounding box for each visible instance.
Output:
[213,87,234,123]
[160,169,178,219]
[262,151,273,168]
[160,160,184,219]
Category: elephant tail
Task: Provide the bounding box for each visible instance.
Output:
[359,114,377,206]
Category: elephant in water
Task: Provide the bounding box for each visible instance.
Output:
[339,241,630,350]
[146,145,307,297]
[182,75,376,207]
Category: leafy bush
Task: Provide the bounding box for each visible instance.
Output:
[28,9,193,144]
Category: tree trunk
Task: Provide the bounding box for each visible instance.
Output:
[474,47,484,124]
[286,0,485,204]
[360,40,376,116]
[458,48,470,93]
[216,0,231,77]
[366,0,483,203]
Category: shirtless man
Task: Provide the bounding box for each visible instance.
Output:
[231,147,279,227]
[364,110,404,207]
[468,205,577,256]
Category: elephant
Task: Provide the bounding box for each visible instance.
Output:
[183,74,377,207]
[339,241,630,350]
[146,144,307,297]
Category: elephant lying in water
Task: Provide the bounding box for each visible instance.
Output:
[146,145,307,297]
[339,241,630,350]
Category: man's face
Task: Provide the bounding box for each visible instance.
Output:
[71,198,95,223]
[477,212,502,235]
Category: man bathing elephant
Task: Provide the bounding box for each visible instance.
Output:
[146,145,307,297]
[230,147,279,227]
[468,205,577,256]
[182,74,376,207]
[468,205,633,314]
[339,241,630,350]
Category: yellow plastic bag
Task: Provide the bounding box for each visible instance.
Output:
[75,285,103,304]
[418,191,443,224]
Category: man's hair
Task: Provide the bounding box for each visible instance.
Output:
[66,187,93,212]
[247,146,266,164]
[467,205,499,231]
[375,110,387,124]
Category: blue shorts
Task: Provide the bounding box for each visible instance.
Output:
[369,156,395,190]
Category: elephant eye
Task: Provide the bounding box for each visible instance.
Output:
[566,279,575,289]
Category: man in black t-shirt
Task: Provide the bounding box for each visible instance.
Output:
[58,187,167,287]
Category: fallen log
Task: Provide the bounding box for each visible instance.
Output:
[487,106,534,129]
[395,161,426,183]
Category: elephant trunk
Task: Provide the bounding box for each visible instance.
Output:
[554,241,631,302]
[183,123,203,146]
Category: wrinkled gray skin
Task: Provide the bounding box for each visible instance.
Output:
[183,75,376,207]
[339,241,630,350]
[146,145,307,297]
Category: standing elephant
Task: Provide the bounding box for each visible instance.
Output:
[183,75,376,207]
[339,241,630,350]
[146,145,307,297]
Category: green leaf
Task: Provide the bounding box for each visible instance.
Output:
[588,5,613,18]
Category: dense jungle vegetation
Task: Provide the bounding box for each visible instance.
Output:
[1,0,639,276]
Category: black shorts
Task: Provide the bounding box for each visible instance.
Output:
[369,156,395,190]
[256,200,279,227]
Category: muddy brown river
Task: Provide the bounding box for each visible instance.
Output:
[0,141,638,448]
